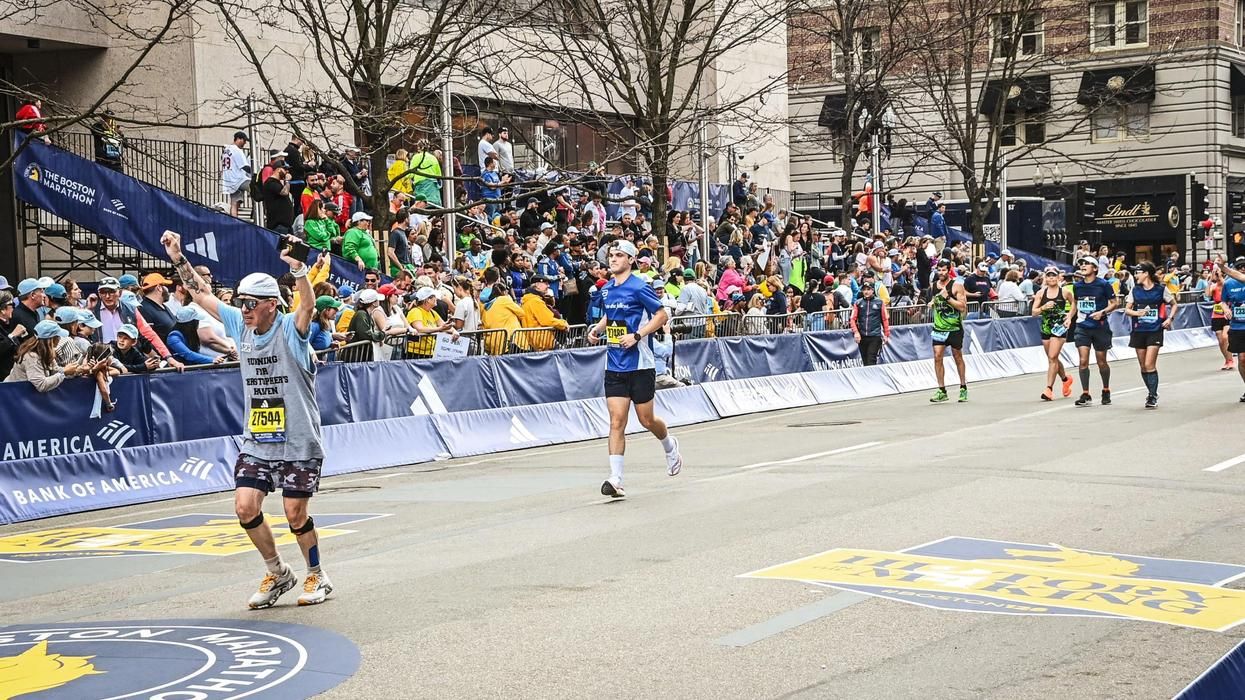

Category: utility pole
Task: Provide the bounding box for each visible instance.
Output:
[698,120,711,262]
[440,80,455,262]
[1000,167,1008,251]
[869,131,881,237]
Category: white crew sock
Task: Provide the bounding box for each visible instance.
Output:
[609,455,624,483]
[660,435,677,454]
[263,554,285,575]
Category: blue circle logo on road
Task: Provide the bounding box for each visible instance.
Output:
[0,619,359,699]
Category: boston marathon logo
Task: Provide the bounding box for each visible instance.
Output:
[25,165,96,206]
[743,536,1245,632]
[0,512,388,563]
[0,620,359,699]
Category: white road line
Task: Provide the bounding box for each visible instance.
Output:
[1205,454,1245,473]
[737,442,885,471]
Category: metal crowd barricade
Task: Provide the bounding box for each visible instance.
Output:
[1176,290,1208,304]
[672,313,740,339]
[756,313,805,335]
[461,328,507,356]
[888,304,932,327]
[979,298,1031,318]
[805,308,852,331]
[329,340,375,363]
[561,324,590,349]
[508,327,561,354]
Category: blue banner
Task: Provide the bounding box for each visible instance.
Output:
[13,136,366,286]
[802,330,863,371]
[555,348,609,401]
[323,415,447,475]
[0,377,151,462]
[716,334,813,380]
[0,436,237,524]
[671,338,725,384]
[340,357,500,421]
[432,400,610,458]
[491,353,572,406]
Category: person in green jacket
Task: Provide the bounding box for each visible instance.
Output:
[342,212,379,271]
[303,199,340,251]
[409,141,442,207]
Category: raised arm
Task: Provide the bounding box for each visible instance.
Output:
[162,231,220,321]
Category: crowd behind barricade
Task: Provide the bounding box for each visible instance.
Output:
[4,119,1227,397]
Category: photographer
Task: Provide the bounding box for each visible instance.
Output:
[263,163,295,235]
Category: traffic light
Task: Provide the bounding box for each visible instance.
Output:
[1230,190,1244,226]
[1077,183,1097,236]
[1191,180,1209,228]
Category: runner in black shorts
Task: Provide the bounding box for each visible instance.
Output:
[927,269,968,403]
[1217,257,1245,401]
[1123,261,1176,408]
[1032,265,1075,400]
[587,239,683,498]
[1071,255,1118,406]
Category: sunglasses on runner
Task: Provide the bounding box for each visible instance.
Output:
[237,297,275,310]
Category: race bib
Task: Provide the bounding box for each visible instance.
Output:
[248,398,286,443]
[931,330,950,343]
[1050,324,1067,337]
[1140,307,1159,323]
[1077,298,1098,315]
[1234,304,1245,322]
[606,321,627,347]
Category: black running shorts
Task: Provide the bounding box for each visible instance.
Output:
[1128,330,1164,349]
[604,369,657,404]
[1074,326,1113,352]
[1230,330,1245,354]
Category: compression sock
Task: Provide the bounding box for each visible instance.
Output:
[1143,371,1158,397]
[263,554,285,574]
[1100,365,1111,391]
[307,545,321,574]
[1079,367,1091,392]
[609,455,624,484]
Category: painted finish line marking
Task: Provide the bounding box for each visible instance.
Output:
[1205,453,1245,473]
[714,591,870,647]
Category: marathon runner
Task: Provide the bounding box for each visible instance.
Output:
[1032,265,1075,401]
[927,269,968,403]
[1208,263,1233,370]
[587,239,683,498]
[1123,261,1176,409]
[161,231,332,608]
[1071,255,1118,407]
[1217,256,1245,401]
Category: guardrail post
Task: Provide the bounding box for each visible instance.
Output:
[182,141,191,199]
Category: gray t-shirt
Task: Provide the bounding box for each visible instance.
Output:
[453,295,481,332]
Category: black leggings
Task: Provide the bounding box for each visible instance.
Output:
[860,336,884,366]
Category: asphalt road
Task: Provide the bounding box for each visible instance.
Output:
[4,346,1245,699]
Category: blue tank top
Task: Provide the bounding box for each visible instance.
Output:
[1225,278,1245,331]
[1130,284,1166,333]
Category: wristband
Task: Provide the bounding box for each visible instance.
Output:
[290,264,309,279]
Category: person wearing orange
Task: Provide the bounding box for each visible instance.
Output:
[1209,263,1233,370]
[519,275,568,351]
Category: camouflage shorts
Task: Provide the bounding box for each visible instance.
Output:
[234,453,323,498]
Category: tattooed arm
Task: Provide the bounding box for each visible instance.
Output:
[161,230,221,322]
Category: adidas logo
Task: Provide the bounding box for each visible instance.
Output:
[96,420,136,449]
[408,376,448,416]
[185,231,219,262]
[177,457,214,480]
[508,416,537,445]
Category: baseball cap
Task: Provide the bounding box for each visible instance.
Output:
[526,197,539,205]
[233,131,249,142]
[117,324,139,339]
[141,272,173,289]
[1077,255,1098,266]
[612,240,638,258]
[378,283,398,297]
[861,281,875,290]
[357,289,381,305]
[76,309,103,329]
[34,320,69,340]
[415,287,437,301]
[337,284,355,298]
[16,277,51,296]
[650,277,664,290]
[0,276,9,291]
[871,240,885,249]
[98,276,120,290]
[887,249,900,257]
[53,306,80,324]
[267,149,285,160]
[1000,249,1013,257]
[682,268,696,279]
[237,272,282,298]
[120,290,139,305]
[823,274,836,285]
[530,274,552,285]
[315,295,342,312]
[174,306,199,323]
[567,226,579,235]
[540,222,554,231]
[118,274,139,288]
[46,283,67,300]
[976,262,990,272]
[351,212,373,223]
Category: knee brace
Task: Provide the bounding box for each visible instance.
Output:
[239,513,264,530]
[289,516,315,535]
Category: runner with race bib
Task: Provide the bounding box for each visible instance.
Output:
[1208,263,1233,370]
[1123,261,1176,409]
[927,269,968,403]
[1071,255,1118,407]
[1032,265,1075,401]
[1216,256,1245,402]
[587,239,683,498]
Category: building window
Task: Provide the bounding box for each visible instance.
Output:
[999,110,1046,146]
[1238,0,1245,45]
[1091,102,1150,142]
[1091,0,1148,50]
[1233,95,1245,138]
[835,28,882,77]
[992,13,1043,59]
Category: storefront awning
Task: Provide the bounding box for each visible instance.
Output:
[1231,63,1245,96]
[1076,65,1155,106]
[979,75,1051,115]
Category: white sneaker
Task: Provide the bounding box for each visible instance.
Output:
[297,570,333,606]
[665,437,683,477]
[600,478,625,498]
[247,565,297,610]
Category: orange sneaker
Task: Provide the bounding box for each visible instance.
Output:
[1041,387,1054,401]
[1061,376,1074,397]
[1223,360,1235,371]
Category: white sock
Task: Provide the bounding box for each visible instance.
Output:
[263,554,285,574]
[609,455,624,483]
[660,435,677,454]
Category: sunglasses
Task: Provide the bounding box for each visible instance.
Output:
[1044,271,1058,277]
[237,297,273,310]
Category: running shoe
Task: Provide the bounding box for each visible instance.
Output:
[1101,389,1112,406]
[1075,393,1093,407]
[247,565,297,610]
[958,387,969,403]
[601,478,626,498]
[1062,375,1074,397]
[297,571,333,606]
[1239,392,1245,403]
[1144,395,1157,410]
[930,388,949,403]
[665,437,683,477]
[1041,387,1054,401]
[1223,360,1235,371]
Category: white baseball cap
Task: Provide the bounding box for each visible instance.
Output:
[540,222,554,231]
[357,288,381,304]
[612,240,638,258]
[351,212,373,223]
[415,287,436,302]
[237,273,281,299]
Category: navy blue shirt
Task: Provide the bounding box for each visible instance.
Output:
[1225,277,1245,331]
[601,273,664,373]
[1126,283,1173,332]
[1073,278,1114,330]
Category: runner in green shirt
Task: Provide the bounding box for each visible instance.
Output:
[927,263,969,403]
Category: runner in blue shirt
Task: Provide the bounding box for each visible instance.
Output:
[1123,261,1176,409]
[1216,256,1245,402]
[587,239,683,498]
[1070,255,1118,406]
